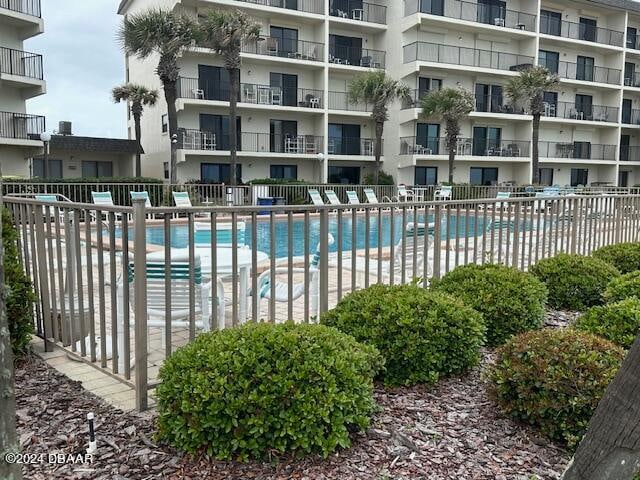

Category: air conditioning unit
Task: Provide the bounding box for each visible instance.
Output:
[58,121,72,136]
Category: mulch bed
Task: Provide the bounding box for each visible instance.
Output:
[16,312,576,480]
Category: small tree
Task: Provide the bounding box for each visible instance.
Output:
[199,10,261,186]
[505,66,559,185]
[112,83,158,177]
[348,71,410,184]
[119,8,199,184]
[419,88,474,184]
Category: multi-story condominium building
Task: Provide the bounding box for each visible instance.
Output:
[118,0,640,188]
[0,0,46,176]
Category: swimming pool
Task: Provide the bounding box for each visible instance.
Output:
[119,214,488,259]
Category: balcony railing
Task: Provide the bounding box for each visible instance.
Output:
[240,36,324,62]
[400,136,530,157]
[177,77,323,108]
[178,129,323,154]
[328,137,380,155]
[330,0,387,24]
[328,91,370,111]
[0,0,41,17]
[404,0,536,32]
[227,0,324,14]
[539,17,624,48]
[624,72,640,88]
[329,46,386,68]
[543,101,619,123]
[539,142,616,161]
[0,46,43,79]
[540,59,621,85]
[620,145,640,161]
[474,94,527,114]
[0,111,45,139]
[622,108,640,126]
[404,42,534,72]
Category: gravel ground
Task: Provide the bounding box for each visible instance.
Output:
[15,311,577,480]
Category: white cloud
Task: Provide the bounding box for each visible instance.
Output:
[26,0,128,139]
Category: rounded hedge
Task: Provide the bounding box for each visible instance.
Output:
[320,284,486,386]
[489,328,624,448]
[431,264,547,346]
[593,242,640,274]
[574,298,640,349]
[156,323,383,460]
[530,254,620,311]
[604,271,640,303]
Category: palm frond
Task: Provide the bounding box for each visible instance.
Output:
[505,66,560,106]
[112,83,159,107]
[419,87,474,122]
[199,9,261,68]
[347,71,411,118]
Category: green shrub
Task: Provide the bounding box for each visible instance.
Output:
[604,271,640,303]
[431,264,547,346]
[2,209,35,355]
[574,298,640,349]
[363,170,394,185]
[156,322,382,460]
[593,243,640,274]
[488,328,624,448]
[530,254,620,310]
[320,284,485,386]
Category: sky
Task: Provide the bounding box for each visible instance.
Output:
[26,0,128,139]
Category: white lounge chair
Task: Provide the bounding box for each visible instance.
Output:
[256,234,335,320]
[346,190,361,205]
[91,191,123,220]
[363,188,379,204]
[434,185,452,201]
[172,191,193,208]
[308,189,325,206]
[35,194,69,222]
[495,191,512,211]
[130,190,152,207]
[325,190,342,206]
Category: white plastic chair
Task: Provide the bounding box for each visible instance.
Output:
[434,185,452,201]
[395,185,415,202]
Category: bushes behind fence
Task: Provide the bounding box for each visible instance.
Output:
[592,242,640,274]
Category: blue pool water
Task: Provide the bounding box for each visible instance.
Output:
[126,214,488,259]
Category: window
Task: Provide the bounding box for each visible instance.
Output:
[579,17,597,42]
[475,84,504,113]
[270,26,299,57]
[419,0,443,15]
[328,166,360,184]
[470,167,498,186]
[164,162,169,180]
[539,50,560,74]
[620,134,630,161]
[418,77,442,99]
[472,126,502,156]
[329,34,363,65]
[576,56,595,82]
[82,161,113,178]
[477,0,506,26]
[539,168,554,186]
[200,114,241,151]
[161,114,168,133]
[270,165,298,180]
[627,27,638,50]
[575,94,593,119]
[619,170,630,187]
[624,62,636,86]
[198,65,231,101]
[270,73,298,107]
[270,120,298,153]
[415,166,438,185]
[540,10,562,36]
[328,123,361,155]
[201,163,242,183]
[32,158,62,178]
[416,123,440,154]
[573,141,591,160]
[571,168,588,187]
[543,91,558,116]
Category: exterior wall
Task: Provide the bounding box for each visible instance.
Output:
[121,0,640,187]
[41,150,135,179]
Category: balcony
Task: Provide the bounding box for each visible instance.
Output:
[0,0,40,17]
[328,137,379,156]
[240,36,324,62]
[621,109,640,126]
[0,46,43,79]
[177,130,323,155]
[329,46,385,68]
[403,42,534,72]
[226,0,324,15]
[624,72,640,88]
[620,145,640,161]
[328,91,370,112]
[0,111,45,140]
[540,60,621,86]
[404,0,536,33]
[540,17,624,48]
[400,136,530,158]
[330,1,387,25]
[539,142,616,161]
[543,101,618,123]
[177,77,323,109]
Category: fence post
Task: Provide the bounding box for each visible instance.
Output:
[132,199,148,411]
[33,204,53,352]
[614,196,623,244]
[319,208,329,316]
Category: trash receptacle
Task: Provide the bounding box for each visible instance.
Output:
[274,196,286,206]
[258,197,274,215]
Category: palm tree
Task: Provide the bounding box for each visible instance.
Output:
[119,8,199,184]
[505,66,559,185]
[348,71,410,184]
[199,10,261,186]
[420,88,474,184]
[112,83,158,177]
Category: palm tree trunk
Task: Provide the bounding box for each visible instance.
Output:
[374,121,384,184]
[163,79,179,184]
[133,111,142,178]
[228,67,240,187]
[532,114,541,185]
[446,122,457,184]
